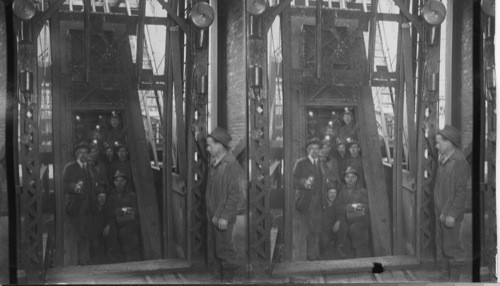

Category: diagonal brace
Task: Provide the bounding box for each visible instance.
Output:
[391,0,423,33]
[264,0,293,33]
[157,0,190,34]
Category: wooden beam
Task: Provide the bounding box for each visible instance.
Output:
[367,0,378,82]
[46,259,190,283]
[33,0,67,27]
[391,0,422,33]
[48,7,65,267]
[156,0,190,34]
[272,255,420,277]
[315,0,322,79]
[162,14,174,259]
[83,0,91,82]
[375,13,400,22]
[58,12,170,26]
[171,27,187,182]
[392,21,404,255]
[136,0,146,82]
[401,24,417,177]
[264,0,293,32]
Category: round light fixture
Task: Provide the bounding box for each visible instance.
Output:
[189,2,215,29]
[12,0,37,21]
[481,0,495,17]
[247,0,267,15]
[421,0,446,26]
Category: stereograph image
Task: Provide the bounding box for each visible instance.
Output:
[0,0,496,284]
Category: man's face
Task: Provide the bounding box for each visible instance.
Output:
[337,144,346,155]
[206,137,224,158]
[325,127,335,136]
[117,147,128,161]
[110,117,119,128]
[349,144,360,157]
[307,143,320,159]
[113,176,127,190]
[343,113,352,125]
[327,189,338,202]
[89,147,99,162]
[76,148,89,162]
[344,173,358,186]
[105,148,114,159]
[97,193,106,207]
[435,134,453,155]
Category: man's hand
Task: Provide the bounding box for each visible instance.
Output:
[217,218,228,230]
[102,224,110,237]
[332,220,341,233]
[444,215,455,228]
[439,213,445,222]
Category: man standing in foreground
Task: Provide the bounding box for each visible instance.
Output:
[433,125,470,282]
[63,142,94,265]
[205,127,243,282]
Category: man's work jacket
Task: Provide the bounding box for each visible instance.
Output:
[206,152,244,222]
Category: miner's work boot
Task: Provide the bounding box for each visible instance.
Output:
[437,260,450,282]
[448,263,462,282]
[221,269,234,283]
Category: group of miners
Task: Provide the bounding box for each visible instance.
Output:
[64,112,140,266]
[294,108,371,261]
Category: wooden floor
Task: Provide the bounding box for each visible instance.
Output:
[45,260,474,284]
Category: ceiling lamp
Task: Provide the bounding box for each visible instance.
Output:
[12,0,37,21]
[421,0,446,26]
[481,0,495,17]
[189,2,215,29]
[247,0,267,15]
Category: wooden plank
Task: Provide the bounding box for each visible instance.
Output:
[392,18,405,255]
[58,12,170,25]
[125,87,163,259]
[157,0,190,33]
[171,28,187,180]
[326,272,376,283]
[264,0,293,32]
[402,24,417,177]
[135,0,146,82]
[358,86,392,256]
[162,12,174,258]
[83,0,91,82]
[391,0,422,33]
[272,255,420,277]
[280,3,294,263]
[367,0,378,81]
[49,9,66,267]
[45,259,190,283]
[315,0,322,79]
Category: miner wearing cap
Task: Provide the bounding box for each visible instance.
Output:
[63,142,94,265]
[292,137,325,261]
[345,139,365,187]
[103,170,141,262]
[205,127,243,282]
[89,188,108,264]
[337,108,359,142]
[335,166,372,258]
[105,112,126,147]
[433,125,470,282]
[319,180,343,260]
[332,139,350,179]
[110,143,133,190]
